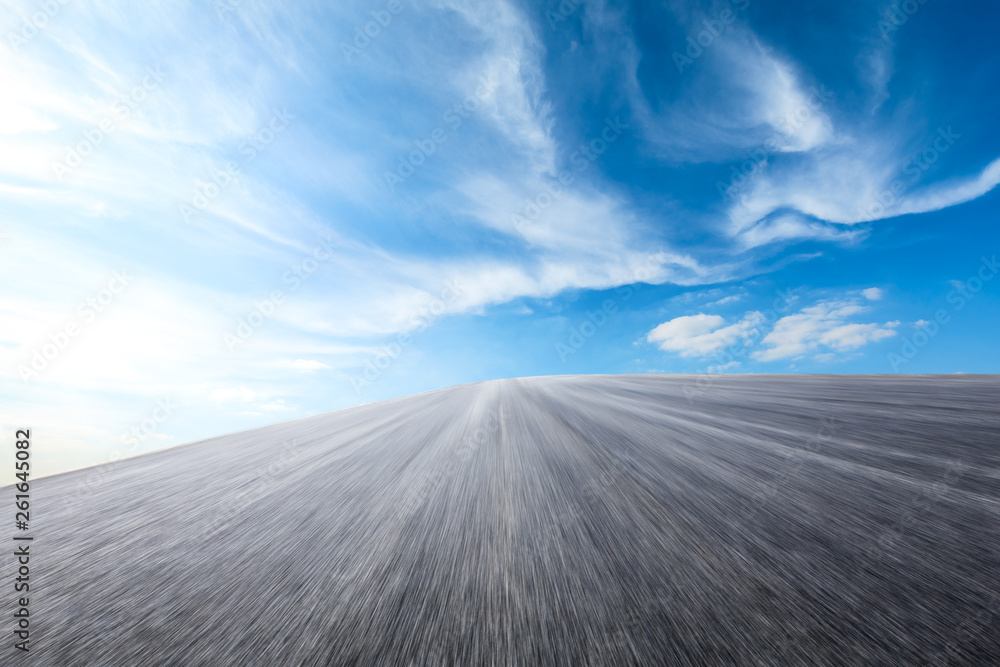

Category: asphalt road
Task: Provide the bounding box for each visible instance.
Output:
[15,375,1000,665]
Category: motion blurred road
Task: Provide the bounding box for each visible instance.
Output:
[19,375,1000,665]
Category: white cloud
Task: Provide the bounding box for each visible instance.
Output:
[735,213,863,250]
[608,11,1000,240]
[629,27,835,162]
[647,311,765,357]
[706,294,744,307]
[754,291,898,361]
[818,322,895,350]
[706,360,741,373]
[892,157,1000,217]
[440,0,556,174]
[858,43,894,112]
[862,287,883,301]
[288,359,332,372]
[729,150,1000,234]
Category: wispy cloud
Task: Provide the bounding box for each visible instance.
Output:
[628,24,835,162]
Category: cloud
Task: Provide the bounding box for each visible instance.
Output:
[715,70,1000,235]
[609,10,1000,239]
[440,0,556,174]
[706,360,741,373]
[754,291,898,361]
[630,27,835,162]
[734,213,864,250]
[647,311,765,357]
[288,359,332,372]
[862,287,883,300]
[706,294,744,307]
[892,157,1000,217]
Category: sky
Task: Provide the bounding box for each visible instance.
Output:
[1,0,999,478]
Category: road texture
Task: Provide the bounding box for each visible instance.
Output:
[14,375,1000,665]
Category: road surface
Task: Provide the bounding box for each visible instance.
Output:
[17,375,1000,665]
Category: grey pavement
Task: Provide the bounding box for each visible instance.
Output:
[14,374,1000,665]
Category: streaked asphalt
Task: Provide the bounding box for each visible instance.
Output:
[18,375,1000,665]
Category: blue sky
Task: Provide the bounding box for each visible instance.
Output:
[2,0,999,477]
